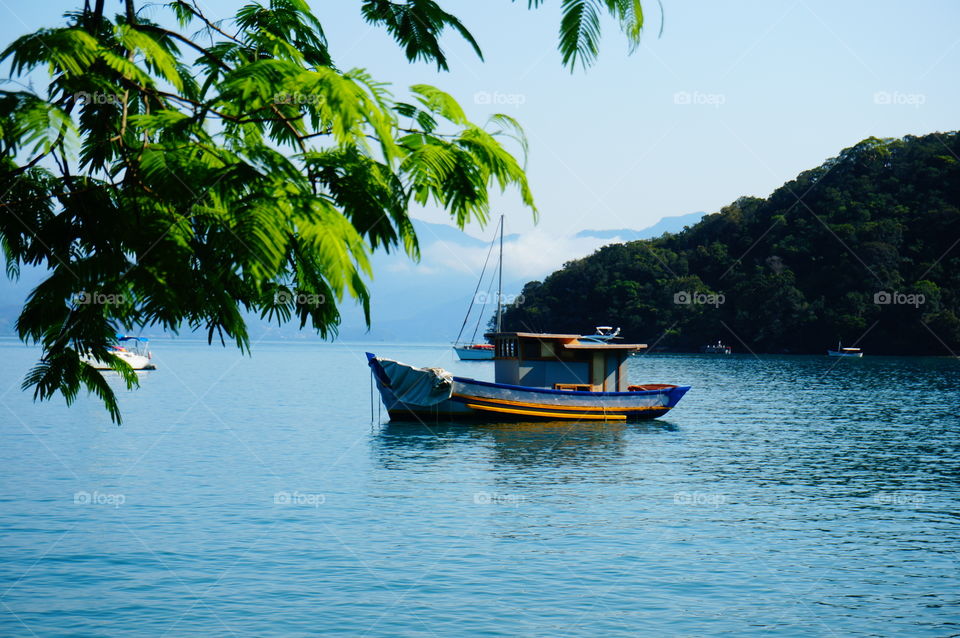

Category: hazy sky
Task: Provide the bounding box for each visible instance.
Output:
[2,0,957,243]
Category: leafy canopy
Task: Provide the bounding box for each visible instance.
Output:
[0,0,651,421]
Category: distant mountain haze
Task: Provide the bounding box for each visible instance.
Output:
[337,215,706,342]
[575,212,706,241]
[0,214,702,342]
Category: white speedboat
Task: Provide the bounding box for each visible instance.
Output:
[578,326,621,343]
[81,336,156,370]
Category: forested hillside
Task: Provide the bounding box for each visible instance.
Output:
[502,133,960,355]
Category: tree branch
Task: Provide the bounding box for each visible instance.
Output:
[134,24,232,72]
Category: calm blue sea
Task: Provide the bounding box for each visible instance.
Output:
[0,338,958,636]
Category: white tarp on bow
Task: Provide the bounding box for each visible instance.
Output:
[378,358,454,406]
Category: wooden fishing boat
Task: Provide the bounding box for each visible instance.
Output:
[369,332,690,422]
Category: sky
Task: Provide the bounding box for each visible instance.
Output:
[0,0,957,257]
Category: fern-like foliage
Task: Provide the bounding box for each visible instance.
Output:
[519,0,659,70]
[0,1,538,422]
[360,0,483,71]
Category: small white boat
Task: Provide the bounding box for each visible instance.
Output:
[701,340,732,354]
[827,342,862,358]
[81,336,156,370]
[578,326,621,343]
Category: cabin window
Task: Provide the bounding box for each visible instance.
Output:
[540,341,556,358]
[496,337,519,359]
[521,340,539,359]
[591,354,604,388]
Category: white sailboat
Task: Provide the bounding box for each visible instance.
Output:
[452,215,504,361]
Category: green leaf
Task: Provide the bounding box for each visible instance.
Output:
[410,84,467,125]
[560,0,603,70]
[360,0,483,71]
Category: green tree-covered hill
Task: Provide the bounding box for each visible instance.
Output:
[502,133,960,355]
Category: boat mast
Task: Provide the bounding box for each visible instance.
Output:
[453,218,499,346]
[496,214,503,332]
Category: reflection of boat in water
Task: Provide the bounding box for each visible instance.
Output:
[81,336,156,370]
[374,419,676,471]
[827,342,863,358]
[700,340,732,354]
[369,331,690,422]
[377,421,594,467]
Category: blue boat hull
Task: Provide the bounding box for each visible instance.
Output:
[367,354,689,422]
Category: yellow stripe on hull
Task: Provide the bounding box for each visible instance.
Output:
[452,393,667,412]
[463,403,628,421]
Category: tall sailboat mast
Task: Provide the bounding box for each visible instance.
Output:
[452,214,504,360]
[496,215,503,332]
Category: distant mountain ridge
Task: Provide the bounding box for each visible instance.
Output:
[575,212,706,241]
[502,134,960,355]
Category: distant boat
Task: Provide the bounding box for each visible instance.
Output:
[452,215,505,361]
[827,341,863,358]
[701,340,732,355]
[452,344,495,360]
[578,326,621,343]
[369,331,690,422]
[81,336,156,370]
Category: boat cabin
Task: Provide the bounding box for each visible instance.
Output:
[485,332,646,392]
